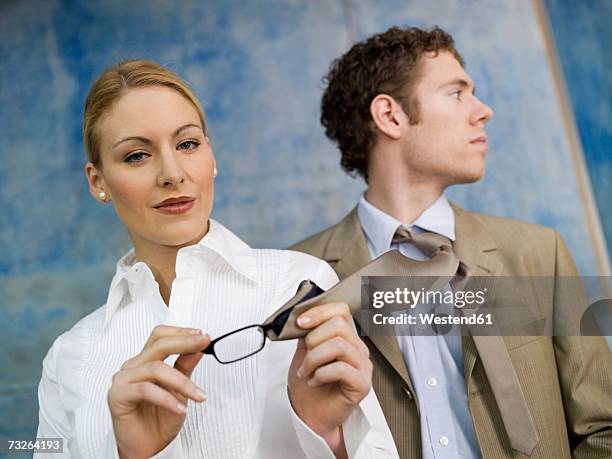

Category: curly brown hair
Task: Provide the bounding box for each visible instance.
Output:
[321,26,464,182]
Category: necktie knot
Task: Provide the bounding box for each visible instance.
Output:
[392,226,453,258]
[391,227,414,244]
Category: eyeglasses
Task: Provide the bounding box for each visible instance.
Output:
[202,324,270,364]
[202,280,324,364]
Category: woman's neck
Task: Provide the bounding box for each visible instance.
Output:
[134,244,179,307]
[130,222,209,307]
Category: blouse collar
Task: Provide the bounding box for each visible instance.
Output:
[103,219,259,329]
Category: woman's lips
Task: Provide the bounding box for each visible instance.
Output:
[154,199,195,215]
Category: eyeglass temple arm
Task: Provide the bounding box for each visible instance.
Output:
[201,336,222,355]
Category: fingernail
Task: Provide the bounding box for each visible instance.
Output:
[176,403,187,413]
[297,315,310,327]
[189,328,203,335]
[194,389,206,401]
[307,378,317,387]
[297,366,304,379]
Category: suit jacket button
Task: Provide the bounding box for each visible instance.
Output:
[402,386,413,400]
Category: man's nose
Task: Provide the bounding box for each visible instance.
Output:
[472,97,494,125]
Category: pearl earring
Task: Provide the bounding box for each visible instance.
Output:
[213,167,218,178]
[99,191,107,202]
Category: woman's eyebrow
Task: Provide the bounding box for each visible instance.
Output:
[174,123,203,137]
[113,136,152,149]
[112,124,203,149]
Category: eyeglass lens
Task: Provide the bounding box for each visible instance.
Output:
[213,325,266,363]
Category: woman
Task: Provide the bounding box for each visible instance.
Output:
[35,60,397,458]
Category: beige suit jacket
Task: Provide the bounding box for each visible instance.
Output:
[291,204,612,459]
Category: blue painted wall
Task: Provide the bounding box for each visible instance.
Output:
[0,0,608,453]
[545,0,612,261]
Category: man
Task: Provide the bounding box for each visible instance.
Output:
[292,26,612,458]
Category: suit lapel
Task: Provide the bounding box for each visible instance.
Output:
[451,203,503,276]
[327,209,371,280]
[324,208,416,398]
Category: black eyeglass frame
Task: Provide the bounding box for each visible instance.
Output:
[202,323,270,364]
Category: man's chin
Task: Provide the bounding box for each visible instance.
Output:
[448,169,484,186]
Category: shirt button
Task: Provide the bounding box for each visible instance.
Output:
[427,377,438,387]
[439,436,449,447]
[176,295,184,303]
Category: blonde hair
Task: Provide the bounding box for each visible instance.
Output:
[83,60,208,167]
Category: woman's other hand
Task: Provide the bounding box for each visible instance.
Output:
[288,303,373,458]
[107,325,210,458]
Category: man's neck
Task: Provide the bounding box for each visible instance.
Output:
[364,178,444,225]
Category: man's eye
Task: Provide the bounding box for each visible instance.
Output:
[451,90,462,100]
[178,140,200,150]
[124,152,149,163]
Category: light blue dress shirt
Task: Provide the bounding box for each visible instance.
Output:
[357,194,481,459]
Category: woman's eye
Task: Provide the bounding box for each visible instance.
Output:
[178,140,200,150]
[124,152,149,163]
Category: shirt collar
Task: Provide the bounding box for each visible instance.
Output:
[103,219,259,329]
[357,193,455,256]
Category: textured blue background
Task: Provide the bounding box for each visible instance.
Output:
[0,0,609,452]
[545,0,612,263]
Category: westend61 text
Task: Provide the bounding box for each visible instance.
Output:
[372,312,493,326]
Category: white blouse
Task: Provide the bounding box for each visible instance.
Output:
[36,220,398,458]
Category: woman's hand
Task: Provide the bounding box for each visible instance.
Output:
[107,325,210,458]
[288,303,373,458]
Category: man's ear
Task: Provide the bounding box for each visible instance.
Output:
[370,94,406,141]
[85,162,109,203]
